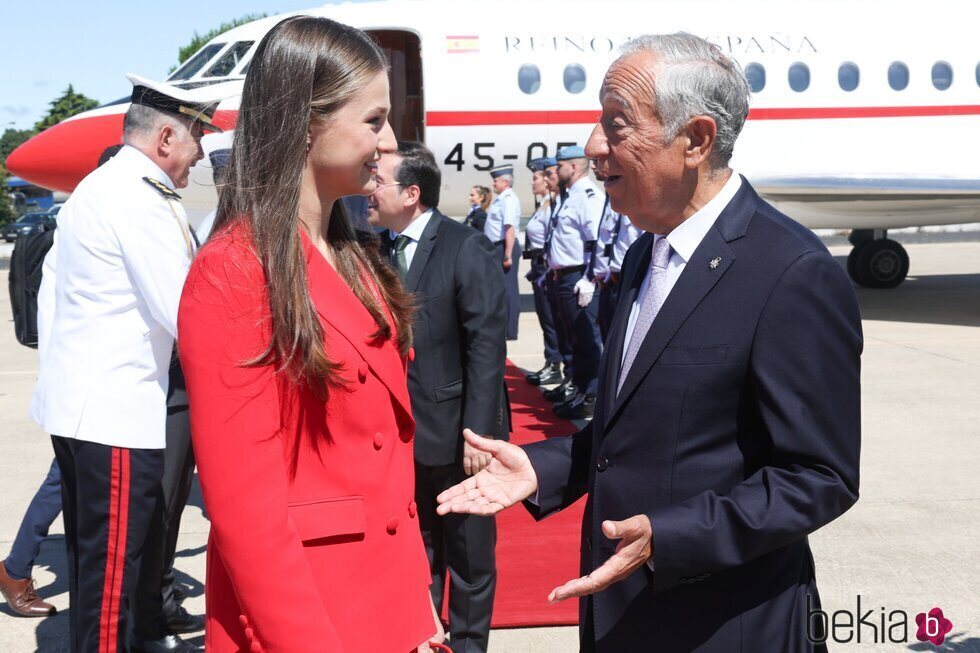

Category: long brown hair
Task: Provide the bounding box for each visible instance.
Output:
[474,185,492,212]
[213,16,413,397]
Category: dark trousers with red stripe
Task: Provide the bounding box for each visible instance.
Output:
[52,435,164,653]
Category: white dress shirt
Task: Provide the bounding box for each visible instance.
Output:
[390,208,434,269]
[622,173,742,367]
[548,176,605,270]
[30,145,195,449]
[524,201,551,250]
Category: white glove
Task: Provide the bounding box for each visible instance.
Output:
[574,277,595,307]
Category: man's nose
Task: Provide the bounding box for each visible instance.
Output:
[584,123,607,159]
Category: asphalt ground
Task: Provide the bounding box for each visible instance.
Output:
[1,236,978,652]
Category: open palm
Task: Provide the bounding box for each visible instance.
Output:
[436,429,538,516]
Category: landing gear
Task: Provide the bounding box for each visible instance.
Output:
[846,229,909,289]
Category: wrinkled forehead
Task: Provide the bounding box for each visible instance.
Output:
[600,53,659,115]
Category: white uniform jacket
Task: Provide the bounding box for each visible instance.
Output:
[30,145,194,449]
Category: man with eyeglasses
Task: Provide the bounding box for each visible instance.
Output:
[367,141,509,652]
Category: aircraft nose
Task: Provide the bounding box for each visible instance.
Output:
[5,112,125,193]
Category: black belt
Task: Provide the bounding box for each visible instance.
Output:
[493,240,505,246]
[522,247,544,260]
[551,264,586,279]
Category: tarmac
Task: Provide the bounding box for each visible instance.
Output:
[1,235,978,652]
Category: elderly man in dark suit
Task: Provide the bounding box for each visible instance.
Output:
[368,141,509,653]
[436,33,862,652]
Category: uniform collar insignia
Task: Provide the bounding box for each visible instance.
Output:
[142,176,181,200]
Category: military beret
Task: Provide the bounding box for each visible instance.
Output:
[556,145,588,161]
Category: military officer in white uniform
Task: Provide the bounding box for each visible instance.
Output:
[547,146,605,420]
[484,164,522,340]
[30,74,221,653]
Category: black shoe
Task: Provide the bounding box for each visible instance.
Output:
[543,379,575,403]
[131,634,202,653]
[527,362,562,386]
[166,605,205,634]
[171,585,186,604]
[556,394,596,420]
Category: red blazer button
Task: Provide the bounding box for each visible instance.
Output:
[239,615,250,628]
[251,642,263,653]
[386,518,399,534]
[373,432,384,450]
[408,501,417,518]
[245,628,255,640]
[400,428,414,442]
[408,347,416,362]
[357,363,368,383]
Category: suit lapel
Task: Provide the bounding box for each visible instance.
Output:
[301,230,412,416]
[605,227,735,432]
[405,211,442,292]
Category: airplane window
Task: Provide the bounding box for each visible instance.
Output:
[838,62,860,92]
[788,62,810,92]
[518,64,541,95]
[931,61,953,90]
[563,64,587,94]
[888,61,909,90]
[168,43,226,82]
[206,41,254,77]
[744,63,765,92]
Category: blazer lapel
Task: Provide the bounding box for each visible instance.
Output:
[301,231,412,416]
[405,211,442,292]
[605,227,735,432]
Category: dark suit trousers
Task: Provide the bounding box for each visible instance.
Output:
[416,462,496,653]
[52,435,164,653]
[133,403,196,637]
[528,257,561,365]
[4,457,62,580]
[495,241,522,340]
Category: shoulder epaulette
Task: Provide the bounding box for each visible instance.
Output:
[585,188,596,198]
[142,176,181,200]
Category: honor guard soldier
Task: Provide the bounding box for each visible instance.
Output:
[547,145,605,419]
[592,192,642,342]
[523,157,563,386]
[29,73,221,653]
[485,164,522,340]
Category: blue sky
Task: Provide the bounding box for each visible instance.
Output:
[0,1,371,130]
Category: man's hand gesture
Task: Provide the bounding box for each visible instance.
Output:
[436,429,538,516]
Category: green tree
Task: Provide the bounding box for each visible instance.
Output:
[173,14,267,70]
[0,164,15,227]
[33,85,99,132]
[0,128,35,165]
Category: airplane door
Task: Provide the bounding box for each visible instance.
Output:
[369,31,424,142]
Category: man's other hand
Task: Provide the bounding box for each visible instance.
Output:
[463,438,492,476]
[548,515,653,603]
[437,429,538,516]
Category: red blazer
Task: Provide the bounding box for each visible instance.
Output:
[178,223,432,653]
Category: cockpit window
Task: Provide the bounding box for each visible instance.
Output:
[205,41,254,78]
[168,43,226,82]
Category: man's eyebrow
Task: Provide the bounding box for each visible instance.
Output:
[600,89,632,113]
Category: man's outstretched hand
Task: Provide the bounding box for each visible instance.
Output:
[436,429,538,516]
[547,515,653,603]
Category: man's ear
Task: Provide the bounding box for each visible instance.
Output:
[684,115,718,169]
[403,184,421,207]
[157,124,176,157]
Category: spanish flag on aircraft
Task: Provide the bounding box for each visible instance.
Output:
[446,35,479,54]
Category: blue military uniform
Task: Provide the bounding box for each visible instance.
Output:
[592,198,642,341]
[523,157,563,385]
[485,165,522,340]
[547,147,604,416]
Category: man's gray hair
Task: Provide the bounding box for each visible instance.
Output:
[498,173,513,185]
[618,33,750,167]
[122,104,186,144]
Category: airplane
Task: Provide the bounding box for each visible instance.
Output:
[6,0,980,288]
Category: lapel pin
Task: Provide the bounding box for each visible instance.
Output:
[709,257,722,270]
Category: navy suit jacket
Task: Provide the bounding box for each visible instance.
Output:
[524,178,862,652]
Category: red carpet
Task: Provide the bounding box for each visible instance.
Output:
[467,362,585,628]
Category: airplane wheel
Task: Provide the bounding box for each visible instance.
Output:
[852,239,909,288]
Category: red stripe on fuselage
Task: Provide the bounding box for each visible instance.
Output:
[425,105,980,126]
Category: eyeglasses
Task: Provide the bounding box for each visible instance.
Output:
[372,182,403,195]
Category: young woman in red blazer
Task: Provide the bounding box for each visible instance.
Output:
[178,17,442,652]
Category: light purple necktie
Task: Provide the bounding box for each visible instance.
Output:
[618,237,672,394]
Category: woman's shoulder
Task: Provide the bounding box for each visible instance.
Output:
[187,221,265,296]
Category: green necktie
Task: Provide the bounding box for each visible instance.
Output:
[393,235,411,281]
